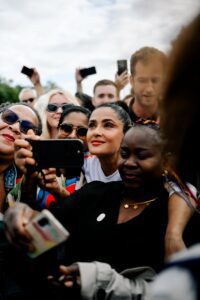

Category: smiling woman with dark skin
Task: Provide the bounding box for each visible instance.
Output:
[3,123,200,300]
[2,124,166,300]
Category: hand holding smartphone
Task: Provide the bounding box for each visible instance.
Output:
[79,66,97,78]
[26,139,84,176]
[25,209,70,258]
[21,66,34,78]
[117,60,128,75]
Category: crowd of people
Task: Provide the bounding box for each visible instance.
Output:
[0,12,199,300]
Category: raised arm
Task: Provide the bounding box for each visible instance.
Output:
[165,185,197,260]
[75,68,84,94]
[115,70,129,99]
[29,68,45,97]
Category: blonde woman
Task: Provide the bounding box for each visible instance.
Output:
[34,89,79,138]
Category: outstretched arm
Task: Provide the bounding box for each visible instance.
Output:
[115,70,129,99]
[29,68,45,97]
[165,192,196,260]
[48,262,156,300]
[75,68,84,94]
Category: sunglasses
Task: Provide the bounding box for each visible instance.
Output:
[1,109,40,135]
[59,123,88,138]
[22,98,35,103]
[47,103,70,113]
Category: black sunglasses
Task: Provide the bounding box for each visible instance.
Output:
[59,123,88,138]
[22,98,35,103]
[1,109,40,135]
[47,103,70,113]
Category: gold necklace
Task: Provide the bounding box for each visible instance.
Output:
[123,197,158,210]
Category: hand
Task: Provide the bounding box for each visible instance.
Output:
[14,131,40,176]
[28,68,45,96]
[75,68,84,84]
[29,68,41,86]
[115,71,129,91]
[37,169,70,198]
[48,264,81,289]
[4,203,38,251]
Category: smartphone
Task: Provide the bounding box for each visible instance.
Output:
[25,209,70,258]
[26,139,84,175]
[21,66,34,77]
[117,60,128,75]
[79,66,97,78]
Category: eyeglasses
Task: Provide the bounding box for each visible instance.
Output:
[59,123,88,138]
[22,98,35,103]
[47,103,70,113]
[1,109,40,135]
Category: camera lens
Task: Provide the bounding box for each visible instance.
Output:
[38,217,49,227]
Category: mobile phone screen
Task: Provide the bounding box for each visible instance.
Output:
[21,66,34,77]
[26,138,84,175]
[117,60,127,75]
[79,66,96,78]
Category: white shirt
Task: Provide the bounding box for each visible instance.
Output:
[148,244,200,300]
[83,155,121,183]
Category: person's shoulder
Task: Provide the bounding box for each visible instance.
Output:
[69,181,121,211]
[84,154,98,162]
[82,180,121,190]
[77,181,122,200]
[83,154,98,169]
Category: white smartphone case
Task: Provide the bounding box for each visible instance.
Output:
[25,209,70,258]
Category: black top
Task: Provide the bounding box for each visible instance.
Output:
[5,181,199,299]
[51,181,169,273]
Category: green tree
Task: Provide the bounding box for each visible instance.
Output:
[45,80,60,92]
[0,76,61,105]
[0,77,22,104]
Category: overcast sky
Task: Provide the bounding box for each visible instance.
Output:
[0,0,200,96]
